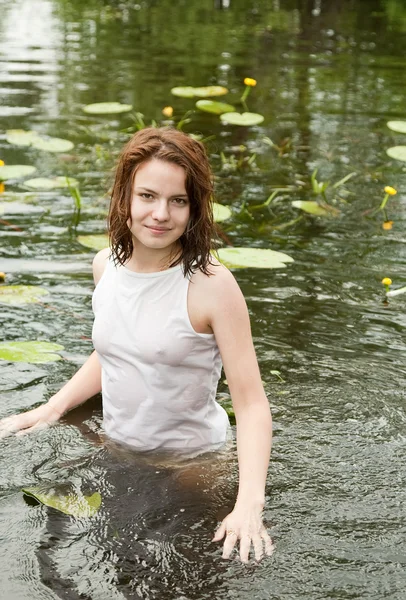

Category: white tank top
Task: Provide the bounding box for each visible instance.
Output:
[92,256,230,451]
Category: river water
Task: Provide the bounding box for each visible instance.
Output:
[1,0,406,598]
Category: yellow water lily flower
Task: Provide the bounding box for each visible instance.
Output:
[384,186,397,196]
[0,183,4,194]
[382,277,392,286]
[0,272,5,282]
[0,160,4,167]
[244,77,257,87]
[162,106,173,118]
[382,220,393,230]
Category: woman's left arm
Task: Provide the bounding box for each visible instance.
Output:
[206,265,274,562]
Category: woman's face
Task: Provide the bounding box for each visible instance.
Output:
[128,158,190,254]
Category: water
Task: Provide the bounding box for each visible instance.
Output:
[1,0,406,598]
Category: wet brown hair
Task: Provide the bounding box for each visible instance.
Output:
[108,127,216,277]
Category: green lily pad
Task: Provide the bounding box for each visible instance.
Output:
[82,102,133,115]
[386,146,406,162]
[0,285,48,305]
[77,234,109,251]
[22,486,101,518]
[387,121,406,134]
[0,341,64,363]
[213,202,232,222]
[6,130,74,153]
[217,247,294,269]
[220,112,264,126]
[196,100,235,115]
[291,200,332,216]
[23,177,79,190]
[171,86,228,98]
[0,165,36,181]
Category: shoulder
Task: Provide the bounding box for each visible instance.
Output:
[191,257,246,313]
[92,247,111,285]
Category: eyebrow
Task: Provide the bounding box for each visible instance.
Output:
[135,186,188,198]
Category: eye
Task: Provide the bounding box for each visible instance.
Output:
[172,198,188,205]
[140,193,154,200]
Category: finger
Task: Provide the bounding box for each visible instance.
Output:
[15,422,48,437]
[252,533,264,562]
[261,529,274,556]
[239,534,252,564]
[222,531,237,559]
[212,519,227,542]
[0,417,19,438]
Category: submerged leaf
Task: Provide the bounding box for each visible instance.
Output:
[22,486,101,518]
[82,102,133,115]
[196,100,235,115]
[24,177,79,190]
[213,202,232,222]
[387,121,406,134]
[0,285,48,305]
[386,146,406,162]
[0,341,64,363]
[77,234,109,251]
[217,247,294,269]
[0,165,36,181]
[220,112,264,126]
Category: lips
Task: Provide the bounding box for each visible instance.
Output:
[146,225,171,232]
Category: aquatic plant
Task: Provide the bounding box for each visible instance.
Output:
[241,77,257,104]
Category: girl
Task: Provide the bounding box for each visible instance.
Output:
[0,127,273,563]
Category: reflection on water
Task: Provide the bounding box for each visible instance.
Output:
[1,0,406,598]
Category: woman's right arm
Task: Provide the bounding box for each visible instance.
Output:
[0,247,110,437]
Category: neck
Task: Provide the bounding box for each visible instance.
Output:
[125,240,182,273]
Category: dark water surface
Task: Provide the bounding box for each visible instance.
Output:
[1,0,406,598]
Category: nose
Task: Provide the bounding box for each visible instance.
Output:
[152,199,170,222]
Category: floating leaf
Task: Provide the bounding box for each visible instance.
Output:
[77,234,109,251]
[291,200,333,216]
[386,285,406,298]
[0,285,48,305]
[82,102,133,115]
[6,130,74,153]
[386,146,406,162]
[387,121,406,134]
[217,247,294,269]
[0,165,36,181]
[0,341,64,363]
[213,202,232,222]
[196,100,235,115]
[220,112,264,126]
[22,486,101,518]
[171,86,228,98]
[24,177,79,190]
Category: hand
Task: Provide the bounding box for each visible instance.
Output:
[212,502,274,563]
[0,403,61,439]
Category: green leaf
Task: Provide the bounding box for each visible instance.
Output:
[386,285,406,298]
[213,202,232,222]
[171,86,228,98]
[23,177,79,190]
[386,146,406,162]
[196,100,235,115]
[387,121,406,134]
[217,247,294,269]
[0,341,64,363]
[220,112,264,126]
[291,200,332,216]
[82,102,133,115]
[0,285,48,305]
[6,130,39,146]
[0,165,36,181]
[77,234,109,251]
[22,486,101,518]
[6,130,74,153]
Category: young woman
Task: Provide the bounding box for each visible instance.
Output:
[0,127,273,563]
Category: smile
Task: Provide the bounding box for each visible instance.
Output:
[146,226,171,233]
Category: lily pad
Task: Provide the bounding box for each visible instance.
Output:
[196,100,235,115]
[386,285,406,298]
[6,130,74,153]
[386,146,406,162]
[213,202,232,222]
[0,285,48,305]
[217,247,294,269]
[82,102,133,115]
[291,200,332,216]
[77,234,109,251]
[387,121,406,134]
[0,165,36,181]
[0,341,64,363]
[220,112,264,126]
[24,177,79,190]
[171,86,228,98]
[22,486,101,518]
